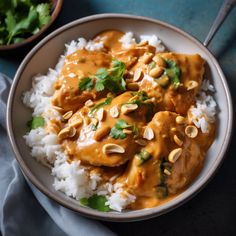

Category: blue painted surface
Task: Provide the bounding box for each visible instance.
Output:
[1,0,236,82]
[1,0,236,235]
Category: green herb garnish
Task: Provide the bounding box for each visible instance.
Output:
[91,123,98,131]
[164,59,181,89]
[80,195,110,212]
[115,119,132,129]
[136,149,152,165]
[148,61,156,69]
[156,157,172,199]
[110,127,127,139]
[128,91,150,105]
[79,77,94,91]
[132,124,139,137]
[88,97,112,117]
[126,91,154,121]
[27,116,45,130]
[0,1,51,45]
[156,186,168,199]
[95,59,126,94]
[110,119,131,139]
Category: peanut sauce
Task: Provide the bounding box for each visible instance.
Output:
[49,30,215,209]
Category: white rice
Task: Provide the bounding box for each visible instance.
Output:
[23,32,216,211]
[140,34,165,52]
[190,81,217,133]
[119,31,165,52]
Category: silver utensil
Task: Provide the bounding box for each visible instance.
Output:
[204,0,236,46]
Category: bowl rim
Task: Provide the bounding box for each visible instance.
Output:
[0,0,64,51]
[6,13,233,222]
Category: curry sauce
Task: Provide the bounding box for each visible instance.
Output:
[48,30,215,210]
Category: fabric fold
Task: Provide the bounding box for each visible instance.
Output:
[0,73,115,236]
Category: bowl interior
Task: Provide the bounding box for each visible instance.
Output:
[7,14,232,221]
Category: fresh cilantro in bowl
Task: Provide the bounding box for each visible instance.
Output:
[0,0,52,45]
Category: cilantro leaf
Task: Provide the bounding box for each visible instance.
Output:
[5,6,38,45]
[95,79,105,91]
[109,119,132,139]
[115,119,132,129]
[132,124,139,137]
[109,60,126,78]
[5,10,16,33]
[96,68,109,80]
[128,91,149,105]
[91,123,98,131]
[0,1,52,45]
[164,59,181,89]
[94,59,126,94]
[36,3,51,27]
[27,116,45,130]
[136,149,152,165]
[80,195,110,212]
[110,127,127,139]
[148,61,156,69]
[79,77,94,91]
[88,97,112,117]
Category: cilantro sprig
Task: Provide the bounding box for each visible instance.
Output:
[78,59,126,94]
[88,97,112,118]
[156,157,172,199]
[27,116,45,130]
[128,91,150,106]
[80,195,110,212]
[164,59,181,89]
[109,119,138,139]
[79,77,94,91]
[95,60,126,94]
[0,1,52,45]
[136,149,152,165]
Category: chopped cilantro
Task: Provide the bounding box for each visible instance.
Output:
[149,61,156,69]
[110,127,127,139]
[80,195,110,212]
[94,59,126,94]
[127,91,154,121]
[79,77,94,91]
[91,123,98,131]
[164,59,181,89]
[27,116,45,130]
[0,1,52,45]
[88,97,112,117]
[156,157,171,199]
[156,186,168,199]
[128,91,150,105]
[136,149,152,165]
[132,124,139,137]
[115,119,132,129]
[110,119,137,139]
[110,60,126,78]
[109,119,130,139]
[36,3,51,28]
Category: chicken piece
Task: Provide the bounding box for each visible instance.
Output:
[120,111,214,209]
[52,49,112,112]
[60,92,151,167]
[138,53,205,115]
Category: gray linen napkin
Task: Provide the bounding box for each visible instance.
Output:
[0,73,115,236]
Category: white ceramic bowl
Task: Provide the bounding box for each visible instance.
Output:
[7,14,233,222]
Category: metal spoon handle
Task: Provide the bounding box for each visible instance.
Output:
[204,0,236,47]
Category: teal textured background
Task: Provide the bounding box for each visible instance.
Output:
[1,0,236,235]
